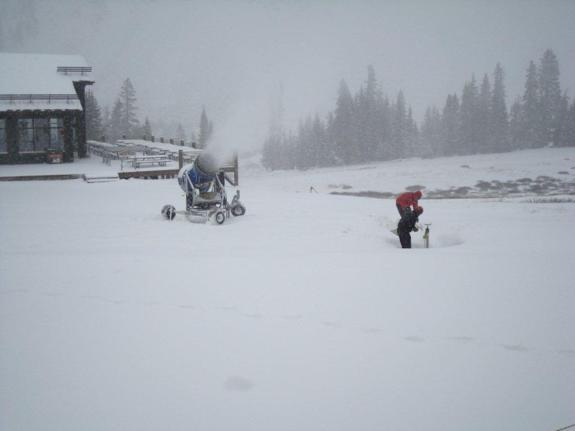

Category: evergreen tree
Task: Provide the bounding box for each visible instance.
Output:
[198,107,213,148]
[477,74,492,153]
[460,77,479,154]
[176,123,186,142]
[261,134,280,170]
[522,60,543,148]
[539,49,562,145]
[391,91,407,159]
[101,106,111,143]
[312,114,330,167]
[355,65,383,162]
[491,63,510,152]
[509,97,524,150]
[563,100,575,147]
[554,94,571,146]
[118,78,140,138]
[375,96,393,160]
[85,90,103,141]
[420,106,441,157]
[333,80,356,164]
[295,117,312,169]
[441,94,461,156]
[142,117,152,139]
[109,99,124,143]
[404,106,419,157]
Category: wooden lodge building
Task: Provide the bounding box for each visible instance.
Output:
[0,53,94,164]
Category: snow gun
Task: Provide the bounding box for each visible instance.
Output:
[161,152,245,224]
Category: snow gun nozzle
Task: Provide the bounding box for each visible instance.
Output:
[196,153,219,176]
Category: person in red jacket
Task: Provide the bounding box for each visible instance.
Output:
[396,190,422,216]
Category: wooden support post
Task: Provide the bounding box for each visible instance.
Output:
[178,150,183,170]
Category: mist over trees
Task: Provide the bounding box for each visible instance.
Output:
[263,48,575,171]
[86,79,214,147]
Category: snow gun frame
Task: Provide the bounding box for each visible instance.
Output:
[180,168,245,224]
[161,156,246,225]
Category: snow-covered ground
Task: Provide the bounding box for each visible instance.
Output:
[1,148,574,431]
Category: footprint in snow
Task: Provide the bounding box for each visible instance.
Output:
[215,305,238,312]
[501,344,529,352]
[447,336,476,344]
[322,321,341,329]
[282,314,303,320]
[40,292,64,297]
[242,312,263,319]
[224,376,254,392]
[404,336,425,343]
[361,327,384,334]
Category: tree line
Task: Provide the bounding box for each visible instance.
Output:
[262,49,575,171]
[85,78,214,148]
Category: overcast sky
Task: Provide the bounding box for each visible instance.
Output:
[2,0,575,149]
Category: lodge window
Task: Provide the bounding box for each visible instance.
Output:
[48,118,64,150]
[17,117,64,152]
[18,119,34,152]
[0,119,6,153]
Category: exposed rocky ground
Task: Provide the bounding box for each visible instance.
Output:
[330,172,575,201]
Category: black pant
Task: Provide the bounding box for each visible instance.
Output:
[398,230,411,248]
[396,204,404,217]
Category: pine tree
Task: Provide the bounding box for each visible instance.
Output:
[295,117,312,169]
[198,107,213,148]
[85,90,103,141]
[391,91,407,159]
[333,80,356,164]
[509,97,524,150]
[420,106,441,157]
[539,49,562,145]
[404,106,419,157]
[261,134,280,170]
[355,65,382,162]
[523,60,543,148]
[441,94,461,156]
[460,77,479,154]
[554,94,571,147]
[176,123,186,143]
[312,114,330,167]
[101,106,111,142]
[477,74,492,153]
[142,117,152,139]
[118,78,140,138]
[491,63,510,152]
[376,96,393,160]
[109,99,124,143]
[563,101,575,147]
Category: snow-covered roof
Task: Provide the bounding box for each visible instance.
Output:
[0,53,92,112]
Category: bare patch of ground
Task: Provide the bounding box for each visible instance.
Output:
[330,175,575,200]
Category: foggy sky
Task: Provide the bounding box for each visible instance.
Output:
[2,0,575,150]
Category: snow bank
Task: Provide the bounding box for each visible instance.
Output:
[1,148,574,431]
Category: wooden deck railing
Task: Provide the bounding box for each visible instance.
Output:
[0,94,79,104]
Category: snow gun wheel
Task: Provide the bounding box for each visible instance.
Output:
[214,211,226,225]
[231,204,246,217]
[161,204,176,220]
